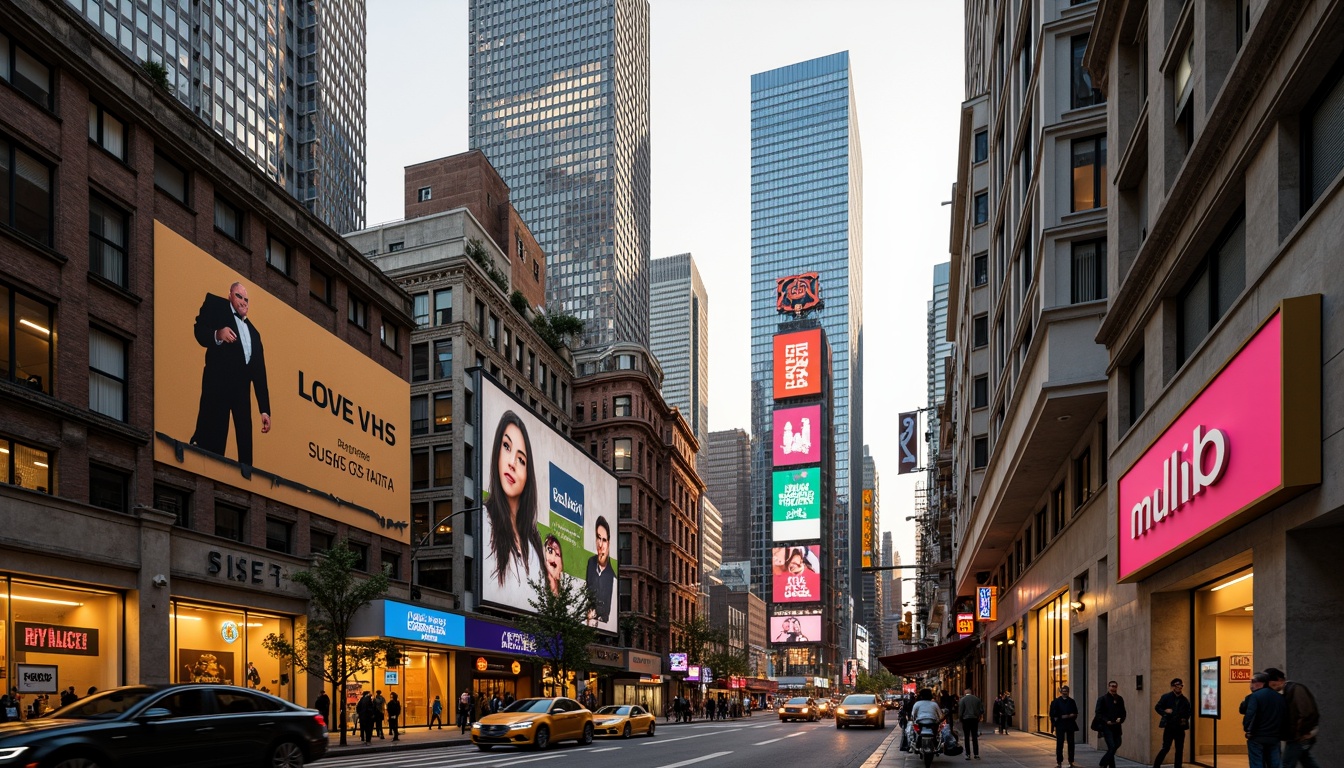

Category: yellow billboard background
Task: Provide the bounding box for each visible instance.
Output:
[861,488,874,568]
[153,222,409,543]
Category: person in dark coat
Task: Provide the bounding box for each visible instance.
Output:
[1153,678,1192,768]
[1242,673,1285,768]
[386,692,401,741]
[355,691,376,745]
[189,281,271,468]
[1265,666,1321,768]
[1049,685,1080,768]
[1094,681,1127,768]
[313,690,331,727]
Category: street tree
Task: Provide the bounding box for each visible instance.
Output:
[854,667,900,694]
[263,540,397,746]
[514,575,599,698]
[672,614,725,666]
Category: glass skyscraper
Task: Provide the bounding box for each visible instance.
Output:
[468,0,651,348]
[68,0,367,234]
[749,52,864,649]
[650,253,709,465]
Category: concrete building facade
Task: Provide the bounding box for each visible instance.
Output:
[705,428,752,566]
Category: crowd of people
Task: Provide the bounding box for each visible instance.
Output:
[665,693,755,722]
[0,685,98,722]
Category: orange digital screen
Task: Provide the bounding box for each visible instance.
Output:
[773,329,823,398]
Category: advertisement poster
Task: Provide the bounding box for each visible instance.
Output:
[772,328,823,398]
[152,222,410,543]
[772,545,822,603]
[479,376,619,635]
[180,649,235,685]
[773,468,821,541]
[669,653,688,673]
[861,489,874,568]
[770,613,822,643]
[1198,657,1220,718]
[773,404,822,467]
[1229,652,1253,682]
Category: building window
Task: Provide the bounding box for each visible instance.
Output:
[88,195,129,287]
[973,192,989,225]
[1071,35,1104,108]
[351,543,369,572]
[973,436,989,469]
[973,130,988,163]
[1,33,52,107]
[1034,592,1071,730]
[411,395,428,436]
[613,395,632,417]
[613,438,632,471]
[87,103,127,160]
[1174,41,1195,153]
[213,196,243,241]
[411,343,429,382]
[388,241,404,253]
[1177,212,1246,365]
[618,486,631,518]
[433,446,452,487]
[1127,347,1146,426]
[1071,136,1107,211]
[0,138,53,245]
[413,293,429,328]
[89,327,127,421]
[266,235,290,275]
[348,295,369,329]
[154,484,192,527]
[1052,483,1066,534]
[1074,449,1092,510]
[488,314,499,350]
[380,320,399,352]
[89,464,129,512]
[434,340,452,379]
[434,288,452,325]
[972,314,989,347]
[973,253,988,286]
[411,448,429,490]
[476,300,486,336]
[214,501,247,542]
[265,518,293,554]
[154,152,188,203]
[0,437,51,492]
[434,391,452,432]
[382,551,401,579]
[972,375,989,409]
[1303,58,1344,211]
[2,284,53,394]
[1070,238,1107,303]
[311,529,334,554]
[533,261,540,281]
[1098,419,1108,485]
[310,268,331,304]
[417,186,431,202]
[516,234,525,262]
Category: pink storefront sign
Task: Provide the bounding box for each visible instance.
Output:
[1116,296,1320,582]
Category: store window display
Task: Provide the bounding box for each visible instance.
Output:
[169,602,292,700]
[0,580,122,700]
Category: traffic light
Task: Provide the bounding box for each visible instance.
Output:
[898,622,911,641]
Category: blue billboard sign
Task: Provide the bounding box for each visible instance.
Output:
[383,601,464,646]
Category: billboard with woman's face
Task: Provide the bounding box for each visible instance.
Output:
[770,613,822,644]
[479,376,619,635]
[772,545,822,603]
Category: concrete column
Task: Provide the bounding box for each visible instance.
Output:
[1285,527,1341,768]
[132,506,178,684]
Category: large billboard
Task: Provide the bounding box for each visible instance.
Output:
[772,545,821,603]
[152,222,409,542]
[770,612,822,643]
[772,329,823,398]
[772,467,821,541]
[861,488,874,568]
[772,404,821,467]
[479,376,619,635]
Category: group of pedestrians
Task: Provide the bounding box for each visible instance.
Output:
[1047,679,1128,768]
[353,690,402,744]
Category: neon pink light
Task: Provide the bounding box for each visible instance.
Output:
[1117,313,1283,580]
[773,404,822,467]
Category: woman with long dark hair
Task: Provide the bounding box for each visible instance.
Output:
[486,410,544,588]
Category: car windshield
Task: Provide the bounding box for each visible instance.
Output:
[596,706,631,715]
[503,698,553,714]
[49,687,158,720]
[786,697,810,705]
[842,695,877,705]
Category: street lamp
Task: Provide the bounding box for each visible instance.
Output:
[409,505,481,602]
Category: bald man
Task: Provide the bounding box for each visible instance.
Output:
[191,281,271,467]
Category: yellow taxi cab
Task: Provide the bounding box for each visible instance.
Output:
[815,698,834,718]
[778,696,821,722]
[470,696,594,751]
[835,693,886,729]
[591,703,657,738]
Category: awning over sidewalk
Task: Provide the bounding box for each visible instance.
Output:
[878,636,978,677]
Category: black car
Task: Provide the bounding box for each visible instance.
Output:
[0,684,328,768]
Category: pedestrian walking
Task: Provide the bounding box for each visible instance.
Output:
[1152,678,1191,768]
[386,692,401,741]
[1049,685,1080,768]
[1093,681,1127,768]
[1264,667,1321,768]
[430,694,444,730]
[314,690,331,727]
[373,690,386,739]
[957,687,985,760]
[1242,672,1286,768]
[355,691,376,745]
[999,691,1015,733]
[456,689,471,733]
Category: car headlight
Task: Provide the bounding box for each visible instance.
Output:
[0,747,30,761]
[508,721,535,730]
[801,707,809,713]
[868,707,879,715]
[777,708,785,714]
[471,722,481,730]
[595,718,616,725]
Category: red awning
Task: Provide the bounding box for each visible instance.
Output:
[878,636,979,677]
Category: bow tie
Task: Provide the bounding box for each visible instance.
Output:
[234,313,245,321]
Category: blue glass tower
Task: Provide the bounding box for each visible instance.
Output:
[468,0,651,348]
[750,52,864,658]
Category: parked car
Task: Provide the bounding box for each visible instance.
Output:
[835,693,886,729]
[0,683,327,768]
[471,697,594,751]
[777,696,821,722]
[590,704,655,738]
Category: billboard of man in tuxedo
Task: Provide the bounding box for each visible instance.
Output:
[190,281,271,466]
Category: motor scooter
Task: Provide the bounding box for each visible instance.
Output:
[911,717,943,768]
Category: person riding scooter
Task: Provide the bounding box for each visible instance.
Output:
[904,688,944,752]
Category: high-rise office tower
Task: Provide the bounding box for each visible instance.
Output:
[468,0,651,347]
[749,52,864,647]
[706,429,752,565]
[927,262,953,458]
[72,0,367,234]
[860,446,882,664]
[650,253,709,465]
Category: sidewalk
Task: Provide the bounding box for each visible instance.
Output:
[869,728,1150,768]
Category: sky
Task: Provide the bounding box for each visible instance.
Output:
[366,1,966,566]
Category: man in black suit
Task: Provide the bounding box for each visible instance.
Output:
[585,516,615,625]
[190,281,271,467]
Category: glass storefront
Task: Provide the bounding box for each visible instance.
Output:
[1,579,122,712]
[1035,592,1070,734]
[1193,569,1253,767]
[169,601,293,701]
[354,650,448,728]
[614,680,662,715]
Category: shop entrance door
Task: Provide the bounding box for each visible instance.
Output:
[1193,569,1253,768]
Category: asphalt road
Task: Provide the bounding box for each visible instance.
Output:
[316,717,893,768]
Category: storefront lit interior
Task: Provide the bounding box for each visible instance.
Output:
[169,602,293,698]
[0,580,122,705]
[1034,591,1070,734]
[1193,569,1253,768]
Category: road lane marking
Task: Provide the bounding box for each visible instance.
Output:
[651,751,734,768]
[753,731,809,745]
[590,746,622,752]
[642,727,744,745]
